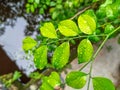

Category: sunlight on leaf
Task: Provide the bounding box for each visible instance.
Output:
[78,14,96,34]
[92,77,115,90]
[58,19,80,36]
[39,72,61,90]
[66,71,87,89]
[77,39,93,63]
[34,45,47,70]
[40,22,57,38]
[22,36,37,51]
[52,42,70,69]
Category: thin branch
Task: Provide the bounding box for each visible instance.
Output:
[70,5,91,20]
[78,26,120,90]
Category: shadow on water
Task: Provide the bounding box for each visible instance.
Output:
[0,0,46,83]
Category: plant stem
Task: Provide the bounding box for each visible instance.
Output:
[87,62,93,90]
[70,5,91,20]
[79,26,120,90]
[47,34,106,45]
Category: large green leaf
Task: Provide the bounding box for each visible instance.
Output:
[58,20,79,36]
[39,72,61,90]
[34,45,47,70]
[40,22,57,38]
[22,36,37,51]
[52,42,70,69]
[77,39,93,63]
[66,71,87,89]
[92,77,115,90]
[78,14,96,34]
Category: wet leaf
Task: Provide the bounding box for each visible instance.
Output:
[92,77,115,90]
[40,81,53,90]
[39,72,61,90]
[52,42,70,69]
[22,36,37,51]
[49,72,61,83]
[40,22,57,38]
[78,14,96,34]
[77,39,93,63]
[58,20,79,36]
[34,45,47,70]
[66,71,87,89]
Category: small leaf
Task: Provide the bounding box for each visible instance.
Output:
[77,39,93,63]
[40,22,57,38]
[39,72,61,90]
[106,5,115,20]
[47,72,61,87]
[66,71,87,89]
[78,14,96,34]
[49,72,61,83]
[92,77,115,90]
[22,36,37,51]
[40,81,53,90]
[13,71,21,81]
[104,24,114,34]
[29,72,42,79]
[58,20,79,36]
[52,42,70,69]
[34,45,47,70]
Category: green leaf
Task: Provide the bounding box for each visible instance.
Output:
[92,0,99,2]
[47,72,61,87]
[49,72,61,83]
[106,5,115,20]
[101,0,113,7]
[22,36,37,51]
[40,81,53,90]
[30,5,35,13]
[52,42,70,69]
[29,72,42,79]
[77,39,93,63]
[34,45,47,70]
[39,72,61,90]
[92,77,115,90]
[40,22,57,38]
[28,0,34,3]
[12,71,21,81]
[85,9,97,22]
[78,14,96,34]
[35,0,39,4]
[66,71,87,89]
[104,24,114,34]
[58,20,79,36]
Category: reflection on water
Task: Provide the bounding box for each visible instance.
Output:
[0,0,44,75]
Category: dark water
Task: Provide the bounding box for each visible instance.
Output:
[0,1,44,77]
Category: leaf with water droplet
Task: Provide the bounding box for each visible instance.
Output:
[66,71,87,89]
[22,36,37,51]
[34,45,47,70]
[78,14,96,34]
[40,22,57,38]
[58,20,80,36]
[39,72,61,90]
[77,39,93,63]
[52,42,70,69]
[92,77,115,90]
